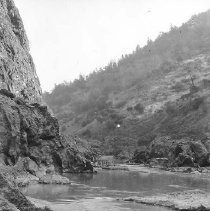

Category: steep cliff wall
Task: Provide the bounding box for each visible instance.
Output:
[0,0,42,103]
[0,1,94,210]
[0,0,93,179]
[0,94,93,175]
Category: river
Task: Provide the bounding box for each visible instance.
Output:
[21,168,210,211]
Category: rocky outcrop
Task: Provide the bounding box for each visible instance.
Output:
[0,172,52,211]
[0,0,42,103]
[0,0,95,210]
[0,0,93,178]
[0,92,93,176]
[132,136,210,167]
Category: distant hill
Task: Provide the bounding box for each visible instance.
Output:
[44,10,210,160]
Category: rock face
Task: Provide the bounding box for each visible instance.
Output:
[0,1,93,210]
[132,136,210,167]
[0,88,93,176]
[0,0,42,103]
[0,0,93,178]
[0,173,52,211]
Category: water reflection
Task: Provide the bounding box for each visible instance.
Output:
[65,169,210,194]
[22,169,210,211]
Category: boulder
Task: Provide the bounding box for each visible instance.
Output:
[133,136,210,167]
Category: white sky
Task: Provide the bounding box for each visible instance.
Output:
[14,0,210,92]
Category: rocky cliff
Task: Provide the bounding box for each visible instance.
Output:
[0,93,93,176]
[0,0,42,103]
[0,0,93,181]
[0,172,52,211]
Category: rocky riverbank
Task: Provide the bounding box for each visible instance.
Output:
[0,171,53,211]
[122,190,210,211]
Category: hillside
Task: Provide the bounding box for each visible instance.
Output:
[44,10,210,161]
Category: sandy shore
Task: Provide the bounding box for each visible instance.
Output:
[123,190,210,210]
[29,189,210,211]
[104,164,210,210]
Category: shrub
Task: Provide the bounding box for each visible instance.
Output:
[61,125,67,132]
[161,61,176,73]
[171,82,185,92]
[191,97,205,110]
[81,129,92,138]
[81,114,94,127]
[202,79,210,88]
[190,85,199,93]
[127,106,133,112]
[165,103,177,115]
[105,120,116,130]
[134,103,144,114]
[81,119,91,127]
[206,56,210,65]
[57,112,74,121]
[115,100,127,108]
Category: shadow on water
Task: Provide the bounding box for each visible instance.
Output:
[22,169,210,211]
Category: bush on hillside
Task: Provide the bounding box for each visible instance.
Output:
[61,125,67,132]
[127,106,133,112]
[202,78,210,88]
[115,100,127,108]
[191,96,205,110]
[171,82,185,92]
[57,112,74,121]
[134,103,144,114]
[165,103,177,115]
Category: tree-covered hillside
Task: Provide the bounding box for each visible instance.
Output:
[44,10,210,160]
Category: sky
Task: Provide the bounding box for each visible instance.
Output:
[14,0,210,92]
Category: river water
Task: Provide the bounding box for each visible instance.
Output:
[22,168,210,211]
